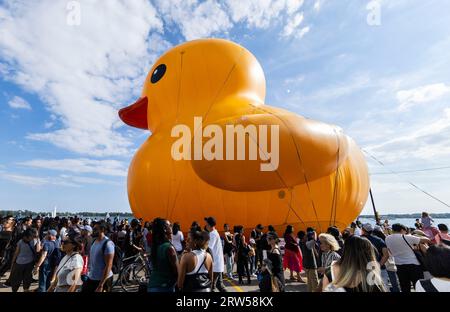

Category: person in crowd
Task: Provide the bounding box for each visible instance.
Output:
[251,224,264,269]
[342,228,353,241]
[116,224,127,251]
[435,224,450,246]
[70,216,82,234]
[382,219,392,235]
[385,223,430,292]
[350,222,358,236]
[327,226,345,255]
[266,232,285,292]
[81,221,115,292]
[258,258,276,292]
[48,233,83,292]
[414,219,423,230]
[59,218,69,240]
[248,238,256,276]
[147,218,178,292]
[371,225,400,292]
[0,216,15,276]
[124,219,143,262]
[222,223,234,279]
[171,222,185,258]
[235,225,251,285]
[142,221,151,254]
[361,223,390,290]
[15,217,32,240]
[421,212,439,239]
[9,228,39,292]
[177,231,213,292]
[322,235,386,292]
[32,217,43,240]
[204,216,227,292]
[318,233,341,276]
[415,244,450,292]
[190,221,202,233]
[283,225,304,282]
[34,229,60,292]
[80,225,93,282]
[299,230,319,292]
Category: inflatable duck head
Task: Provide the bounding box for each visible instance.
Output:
[120,39,266,133]
[119,39,370,234]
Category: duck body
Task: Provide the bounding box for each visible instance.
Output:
[120,39,369,233]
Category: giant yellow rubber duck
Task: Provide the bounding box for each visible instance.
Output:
[119,39,369,233]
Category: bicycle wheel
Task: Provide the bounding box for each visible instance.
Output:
[120,263,147,292]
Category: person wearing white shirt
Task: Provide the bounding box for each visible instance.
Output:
[415,244,450,292]
[204,217,227,292]
[48,233,83,292]
[171,222,185,257]
[385,223,430,293]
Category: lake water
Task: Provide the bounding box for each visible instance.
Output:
[358,217,450,228]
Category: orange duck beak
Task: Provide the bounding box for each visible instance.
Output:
[118,96,148,130]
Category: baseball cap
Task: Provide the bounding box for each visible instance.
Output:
[256,224,264,230]
[362,223,373,232]
[48,229,57,236]
[204,217,216,227]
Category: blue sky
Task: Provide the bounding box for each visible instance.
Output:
[1,0,450,215]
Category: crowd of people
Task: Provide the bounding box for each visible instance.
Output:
[0,212,449,293]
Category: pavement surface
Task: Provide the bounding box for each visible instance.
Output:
[0,270,308,293]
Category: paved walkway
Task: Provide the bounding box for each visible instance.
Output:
[0,271,308,293]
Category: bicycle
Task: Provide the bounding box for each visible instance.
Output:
[117,251,151,292]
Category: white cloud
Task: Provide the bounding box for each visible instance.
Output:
[18,158,127,177]
[58,174,121,186]
[155,0,233,41]
[314,0,321,12]
[366,108,450,162]
[44,121,54,129]
[226,0,304,29]
[0,172,80,188]
[0,0,165,156]
[281,12,304,38]
[8,96,31,110]
[396,83,450,111]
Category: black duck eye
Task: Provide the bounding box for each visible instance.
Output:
[151,64,166,84]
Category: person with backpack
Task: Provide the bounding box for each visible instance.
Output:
[81,221,115,292]
[415,244,450,292]
[34,229,61,292]
[361,223,390,290]
[385,223,430,292]
[9,228,40,292]
[266,232,285,292]
[177,230,213,292]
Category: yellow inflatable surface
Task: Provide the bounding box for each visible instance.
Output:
[119,39,369,233]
